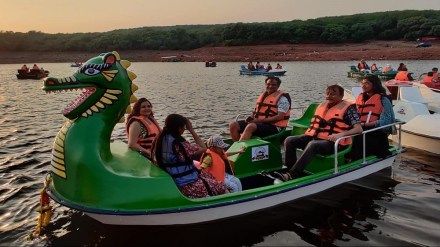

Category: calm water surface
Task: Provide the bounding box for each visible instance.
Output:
[0,60,439,246]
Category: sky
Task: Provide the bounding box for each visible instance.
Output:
[1,0,439,34]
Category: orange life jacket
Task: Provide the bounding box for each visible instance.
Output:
[126,116,161,152]
[200,149,234,182]
[253,90,291,127]
[423,75,434,83]
[305,100,353,146]
[395,71,410,81]
[383,67,392,73]
[355,93,383,124]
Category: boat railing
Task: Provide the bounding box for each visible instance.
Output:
[332,121,404,174]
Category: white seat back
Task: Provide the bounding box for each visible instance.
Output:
[409,82,440,113]
[399,86,430,104]
[393,101,430,123]
[351,87,363,100]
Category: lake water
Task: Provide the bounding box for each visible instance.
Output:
[1,59,439,246]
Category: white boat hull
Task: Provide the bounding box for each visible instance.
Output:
[85,156,396,225]
[392,101,440,155]
[393,130,440,155]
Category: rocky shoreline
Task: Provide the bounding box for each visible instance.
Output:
[1,40,439,64]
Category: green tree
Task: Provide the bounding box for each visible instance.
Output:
[350,23,374,42]
[320,24,348,43]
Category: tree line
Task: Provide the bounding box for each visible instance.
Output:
[1,10,439,52]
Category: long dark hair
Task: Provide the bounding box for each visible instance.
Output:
[363,75,387,95]
[152,114,190,168]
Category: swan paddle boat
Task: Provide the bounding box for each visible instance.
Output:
[347,83,440,155]
[41,51,401,226]
[390,83,440,154]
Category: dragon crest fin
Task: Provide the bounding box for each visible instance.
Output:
[130,95,138,103]
[128,71,137,81]
[120,60,131,69]
[125,105,132,114]
[131,83,139,93]
[112,51,121,60]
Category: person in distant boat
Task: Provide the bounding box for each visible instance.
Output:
[394,67,413,81]
[20,64,29,72]
[370,63,379,72]
[126,98,161,159]
[432,67,439,81]
[32,64,40,71]
[247,61,256,71]
[357,59,369,71]
[273,84,362,182]
[345,75,395,162]
[265,63,273,72]
[199,135,244,193]
[423,72,435,83]
[383,64,393,73]
[397,63,407,71]
[422,72,440,89]
[40,67,46,74]
[153,114,227,198]
[275,63,282,69]
[229,76,291,141]
[256,61,263,71]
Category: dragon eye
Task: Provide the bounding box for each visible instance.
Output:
[84,68,101,76]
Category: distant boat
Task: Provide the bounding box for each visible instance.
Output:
[70,62,83,67]
[347,65,398,80]
[161,56,182,62]
[416,42,432,48]
[239,65,286,76]
[205,61,217,67]
[16,69,49,80]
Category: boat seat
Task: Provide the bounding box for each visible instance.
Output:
[289,103,319,136]
[399,86,431,105]
[251,128,287,151]
[302,145,352,174]
[393,101,430,123]
[415,84,440,112]
[351,87,362,100]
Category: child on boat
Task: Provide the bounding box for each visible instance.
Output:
[199,135,244,193]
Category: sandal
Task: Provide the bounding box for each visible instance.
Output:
[273,171,293,182]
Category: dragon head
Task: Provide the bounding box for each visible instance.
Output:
[42,51,138,121]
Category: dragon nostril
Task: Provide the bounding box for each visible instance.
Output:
[46,80,56,85]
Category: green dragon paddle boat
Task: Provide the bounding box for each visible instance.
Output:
[42,51,401,225]
[347,65,398,80]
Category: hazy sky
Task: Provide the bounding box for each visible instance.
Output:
[1,0,439,34]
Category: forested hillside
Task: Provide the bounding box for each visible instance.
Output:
[0,10,439,52]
